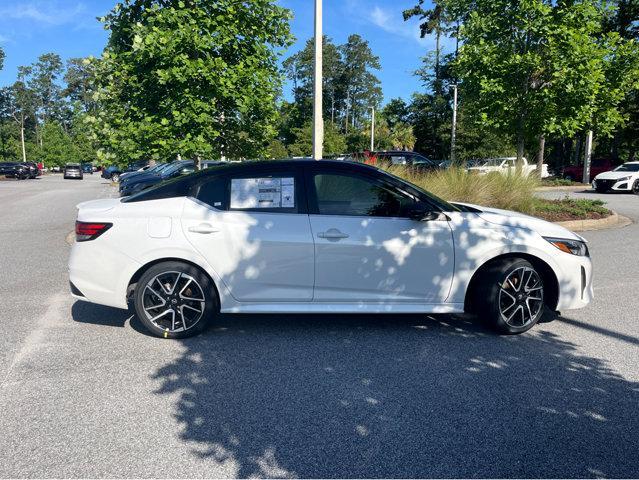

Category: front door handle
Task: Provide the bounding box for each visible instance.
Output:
[188,223,219,234]
[317,228,349,240]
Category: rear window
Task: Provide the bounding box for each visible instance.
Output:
[123,175,192,203]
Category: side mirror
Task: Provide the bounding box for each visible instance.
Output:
[408,203,442,222]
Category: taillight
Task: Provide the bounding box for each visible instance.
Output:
[75,221,112,242]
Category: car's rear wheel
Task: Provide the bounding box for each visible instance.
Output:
[111,173,120,183]
[133,261,218,339]
[476,258,545,334]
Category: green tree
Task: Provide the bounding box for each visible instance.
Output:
[40,121,77,166]
[453,0,639,171]
[288,121,347,157]
[64,57,99,113]
[340,34,383,131]
[0,47,4,71]
[92,0,293,164]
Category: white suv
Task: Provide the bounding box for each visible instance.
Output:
[592,161,639,194]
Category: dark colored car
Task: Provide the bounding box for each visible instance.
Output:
[22,162,40,178]
[102,161,149,182]
[0,162,30,180]
[119,160,195,197]
[64,163,84,180]
[82,163,94,174]
[561,158,616,183]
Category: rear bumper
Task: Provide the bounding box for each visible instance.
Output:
[69,240,140,310]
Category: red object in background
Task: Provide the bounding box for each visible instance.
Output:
[37,162,43,175]
[562,158,615,182]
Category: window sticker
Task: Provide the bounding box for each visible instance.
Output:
[231,177,295,209]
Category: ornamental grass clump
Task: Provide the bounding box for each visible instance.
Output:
[385,165,540,214]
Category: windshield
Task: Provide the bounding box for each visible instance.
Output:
[161,162,191,177]
[614,163,639,172]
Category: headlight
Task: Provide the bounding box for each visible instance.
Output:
[544,237,589,256]
[616,176,631,182]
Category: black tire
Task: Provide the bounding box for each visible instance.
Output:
[633,180,639,195]
[133,261,218,339]
[475,258,546,334]
[111,173,120,183]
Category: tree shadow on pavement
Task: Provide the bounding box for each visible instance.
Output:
[150,313,639,478]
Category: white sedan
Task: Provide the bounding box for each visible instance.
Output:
[592,161,639,194]
[69,160,593,338]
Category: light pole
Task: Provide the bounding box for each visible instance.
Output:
[312,0,324,160]
[370,107,375,151]
[450,84,458,165]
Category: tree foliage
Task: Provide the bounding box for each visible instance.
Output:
[90,0,293,163]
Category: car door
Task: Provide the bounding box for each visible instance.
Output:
[306,166,455,303]
[182,168,315,302]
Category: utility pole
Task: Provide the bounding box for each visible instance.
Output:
[312,0,324,160]
[450,84,458,165]
[370,107,375,151]
[583,130,593,184]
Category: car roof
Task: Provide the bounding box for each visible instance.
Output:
[195,159,380,175]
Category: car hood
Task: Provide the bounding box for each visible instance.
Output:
[594,170,636,180]
[452,202,584,241]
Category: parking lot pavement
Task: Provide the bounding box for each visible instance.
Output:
[0,177,637,478]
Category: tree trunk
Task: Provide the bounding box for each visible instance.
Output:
[536,134,545,178]
[516,132,525,166]
[583,130,593,184]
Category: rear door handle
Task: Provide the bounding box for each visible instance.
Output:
[318,229,349,240]
[188,223,219,234]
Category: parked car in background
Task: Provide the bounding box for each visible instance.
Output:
[468,157,550,178]
[561,158,615,182]
[592,162,639,194]
[82,163,94,174]
[51,166,62,173]
[64,163,84,180]
[101,165,121,181]
[120,163,167,183]
[70,159,593,339]
[119,160,195,197]
[351,151,441,172]
[21,162,40,179]
[0,162,30,180]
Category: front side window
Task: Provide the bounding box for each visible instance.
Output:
[313,173,416,217]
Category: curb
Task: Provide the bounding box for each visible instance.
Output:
[535,185,591,192]
[555,212,633,232]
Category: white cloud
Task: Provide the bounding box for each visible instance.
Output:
[368,5,429,45]
[0,1,86,26]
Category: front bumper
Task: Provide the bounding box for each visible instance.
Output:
[592,178,632,191]
[554,253,594,311]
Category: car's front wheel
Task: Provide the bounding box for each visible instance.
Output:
[632,180,639,195]
[476,258,546,334]
[133,261,218,339]
[111,173,120,183]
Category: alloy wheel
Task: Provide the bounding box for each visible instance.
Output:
[142,271,206,333]
[498,267,544,328]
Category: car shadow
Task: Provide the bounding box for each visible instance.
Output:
[70,302,639,478]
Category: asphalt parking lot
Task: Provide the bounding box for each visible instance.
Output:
[0,175,637,478]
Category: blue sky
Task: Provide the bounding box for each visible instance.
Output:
[0,0,446,103]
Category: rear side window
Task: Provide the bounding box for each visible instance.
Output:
[123,176,192,203]
[229,174,299,213]
[196,177,228,210]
